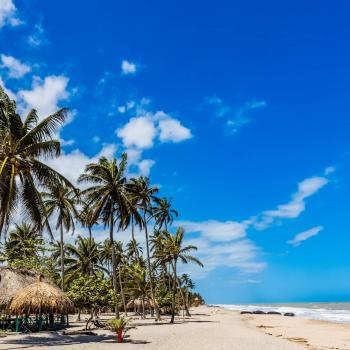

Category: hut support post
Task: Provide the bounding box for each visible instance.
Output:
[38,315,43,332]
[15,316,20,332]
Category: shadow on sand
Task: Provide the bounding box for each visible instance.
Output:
[1,332,150,350]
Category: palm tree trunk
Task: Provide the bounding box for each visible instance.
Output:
[170,260,177,324]
[131,215,140,262]
[88,226,92,240]
[143,210,160,320]
[60,224,65,291]
[185,290,191,317]
[109,213,120,319]
[118,266,128,316]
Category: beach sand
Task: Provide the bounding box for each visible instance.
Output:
[1,306,350,350]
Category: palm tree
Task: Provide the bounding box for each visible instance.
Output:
[154,227,203,323]
[123,188,143,262]
[64,235,107,285]
[79,201,97,240]
[2,222,44,263]
[0,87,74,238]
[42,185,79,291]
[99,239,128,316]
[78,155,131,318]
[126,239,143,263]
[152,197,178,230]
[124,262,150,319]
[179,273,194,317]
[128,176,160,319]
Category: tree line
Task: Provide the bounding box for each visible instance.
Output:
[0,86,204,323]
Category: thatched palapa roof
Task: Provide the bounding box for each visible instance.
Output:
[8,281,75,315]
[0,267,51,311]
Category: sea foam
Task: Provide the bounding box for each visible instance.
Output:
[215,303,350,324]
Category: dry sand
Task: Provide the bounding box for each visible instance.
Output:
[0,306,349,350]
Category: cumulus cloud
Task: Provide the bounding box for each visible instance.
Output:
[0,0,22,28]
[1,54,30,78]
[254,176,329,229]
[287,226,324,247]
[121,60,137,75]
[46,143,118,186]
[173,219,266,278]
[18,75,70,120]
[116,110,192,150]
[157,112,192,143]
[117,114,157,149]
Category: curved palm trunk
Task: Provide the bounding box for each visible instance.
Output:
[143,210,160,320]
[60,224,65,291]
[109,214,120,319]
[170,259,177,324]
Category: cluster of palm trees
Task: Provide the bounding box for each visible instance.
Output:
[0,86,203,322]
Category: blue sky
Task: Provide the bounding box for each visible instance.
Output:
[1,0,350,304]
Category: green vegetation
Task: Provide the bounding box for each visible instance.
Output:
[0,86,204,323]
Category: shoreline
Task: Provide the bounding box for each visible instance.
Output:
[1,305,350,349]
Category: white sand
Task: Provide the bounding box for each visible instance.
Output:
[1,306,349,350]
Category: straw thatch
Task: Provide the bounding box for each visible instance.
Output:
[8,281,75,315]
[0,267,51,311]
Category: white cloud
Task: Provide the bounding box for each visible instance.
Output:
[116,114,157,149]
[137,159,155,176]
[27,23,45,47]
[0,0,22,28]
[255,176,329,229]
[18,75,70,120]
[1,54,30,78]
[180,235,266,278]
[117,105,126,113]
[46,143,118,186]
[0,75,16,100]
[205,96,266,133]
[157,113,192,143]
[287,226,324,247]
[177,220,248,242]
[121,60,137,75]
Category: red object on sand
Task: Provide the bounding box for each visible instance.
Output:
[117,329,123,343]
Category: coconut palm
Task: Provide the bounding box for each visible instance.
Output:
[79,201,97,240]
[64,236,107,285]
[2,222,44,263]
[42,185,80,291]
[154,227,203,323]
[128,176,160,319]
[123,188,143,261]
[78,155,131,318]
[179,273,194,317]
[124,262,150,319]
[0,87,74,238]
[126,239,143,263]
[152,197,178,230]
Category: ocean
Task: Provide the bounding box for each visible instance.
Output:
[215,303,350,324]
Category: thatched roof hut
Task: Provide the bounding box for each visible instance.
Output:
[0,267,51,312]
[8,281,75,315]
